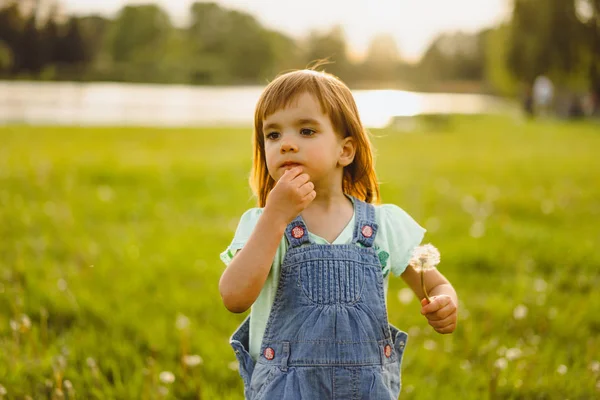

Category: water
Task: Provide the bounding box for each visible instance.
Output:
[0,81,513,128]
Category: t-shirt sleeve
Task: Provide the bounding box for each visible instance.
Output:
[378,204,426,277]
[219,208,264,266]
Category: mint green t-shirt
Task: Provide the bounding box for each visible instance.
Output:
[220,203,426,361]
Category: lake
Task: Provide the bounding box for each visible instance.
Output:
[0,81,514,128]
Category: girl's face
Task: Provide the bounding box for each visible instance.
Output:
[261,92,353,186]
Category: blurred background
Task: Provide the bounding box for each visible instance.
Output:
[0,0,599,399]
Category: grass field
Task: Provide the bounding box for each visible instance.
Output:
[1,115,599,399]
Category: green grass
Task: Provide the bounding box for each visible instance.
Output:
[0,115,599,399]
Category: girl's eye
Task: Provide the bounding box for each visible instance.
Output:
[266,132,280,140]
[300,128,315,136]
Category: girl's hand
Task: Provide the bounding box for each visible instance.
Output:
[420,295,457,334]
[265,166,316,224]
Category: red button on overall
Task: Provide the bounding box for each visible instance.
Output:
[384,344,392,358]
[291,226,305,239]
[264,347,275,360]
[361,225,373,238]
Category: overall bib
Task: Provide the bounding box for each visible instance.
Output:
[230,199,408,399]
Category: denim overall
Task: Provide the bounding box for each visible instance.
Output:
[230,199,408,399]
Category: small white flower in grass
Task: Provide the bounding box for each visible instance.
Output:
[557,364,567,375]
[176,313,190,331]
[590,361,600,373]
[228,361,239,371]
[63,380,73,391]
[183,355,203,368]
[0,384,6,395]
[494,358,508,370]
[20,314,31,332]
[513,304,528,320]
[534,278,547,292]
[397,288,413,305]
[86,357,97,369]
[9,319,18,331]
[409,244,441,303]
[423,340,437,351]
[505,348,522,361]
[57,279,67,292]
[159,371,175,384]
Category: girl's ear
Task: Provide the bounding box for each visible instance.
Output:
[338,136,356,167]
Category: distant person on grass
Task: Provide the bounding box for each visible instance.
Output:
[219,69,458,399]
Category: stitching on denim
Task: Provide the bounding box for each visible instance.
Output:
[297,260,367,306]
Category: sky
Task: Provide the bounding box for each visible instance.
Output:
[60,0,511,61]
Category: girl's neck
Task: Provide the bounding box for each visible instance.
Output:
[310,185,346,208]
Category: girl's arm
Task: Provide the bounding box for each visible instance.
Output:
[218,209,287,313]
[401,266,458,334]
[219,167,315,313]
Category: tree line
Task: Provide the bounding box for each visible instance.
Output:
[0,0,598,101]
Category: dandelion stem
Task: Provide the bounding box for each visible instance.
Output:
[421,269,431,303]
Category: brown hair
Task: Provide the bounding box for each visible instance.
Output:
[250,69,380,207]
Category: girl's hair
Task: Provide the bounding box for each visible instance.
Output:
[250,69,380,207]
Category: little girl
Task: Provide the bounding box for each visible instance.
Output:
[219,69,458,399]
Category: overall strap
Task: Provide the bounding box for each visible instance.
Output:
[352,198,378,247]
[284,215,311,248]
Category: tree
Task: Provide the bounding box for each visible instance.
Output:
[0,39,13,72]
[507,0,587,85]
[0,2,24,74]
[362,34,402,83]
[303,26,351,80]
[106,4,175,82]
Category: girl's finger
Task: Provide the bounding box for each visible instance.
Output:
[298,181,314,196]
[424,303,456,321]
[434,323,456,334]
[427,312,456,329]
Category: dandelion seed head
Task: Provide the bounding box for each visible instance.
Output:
[397,288,413,305]
[159,371,175,384]
[557,364,568,375]
[505,348,522,361]
[20,314,31,331]
[9,319,18,331]
[0,385,6,395]
[534,278,548,292]
[513,304,528,320]
[175,314,190,331]
[423,340,437,351]
[183,354,203,368]
[228,361,239,371]
[409,244,441,272]
[63,380,73,390]
[494,358,508,370]
[469,220,485,238]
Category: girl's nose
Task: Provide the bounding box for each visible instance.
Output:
[280,140,298,153]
